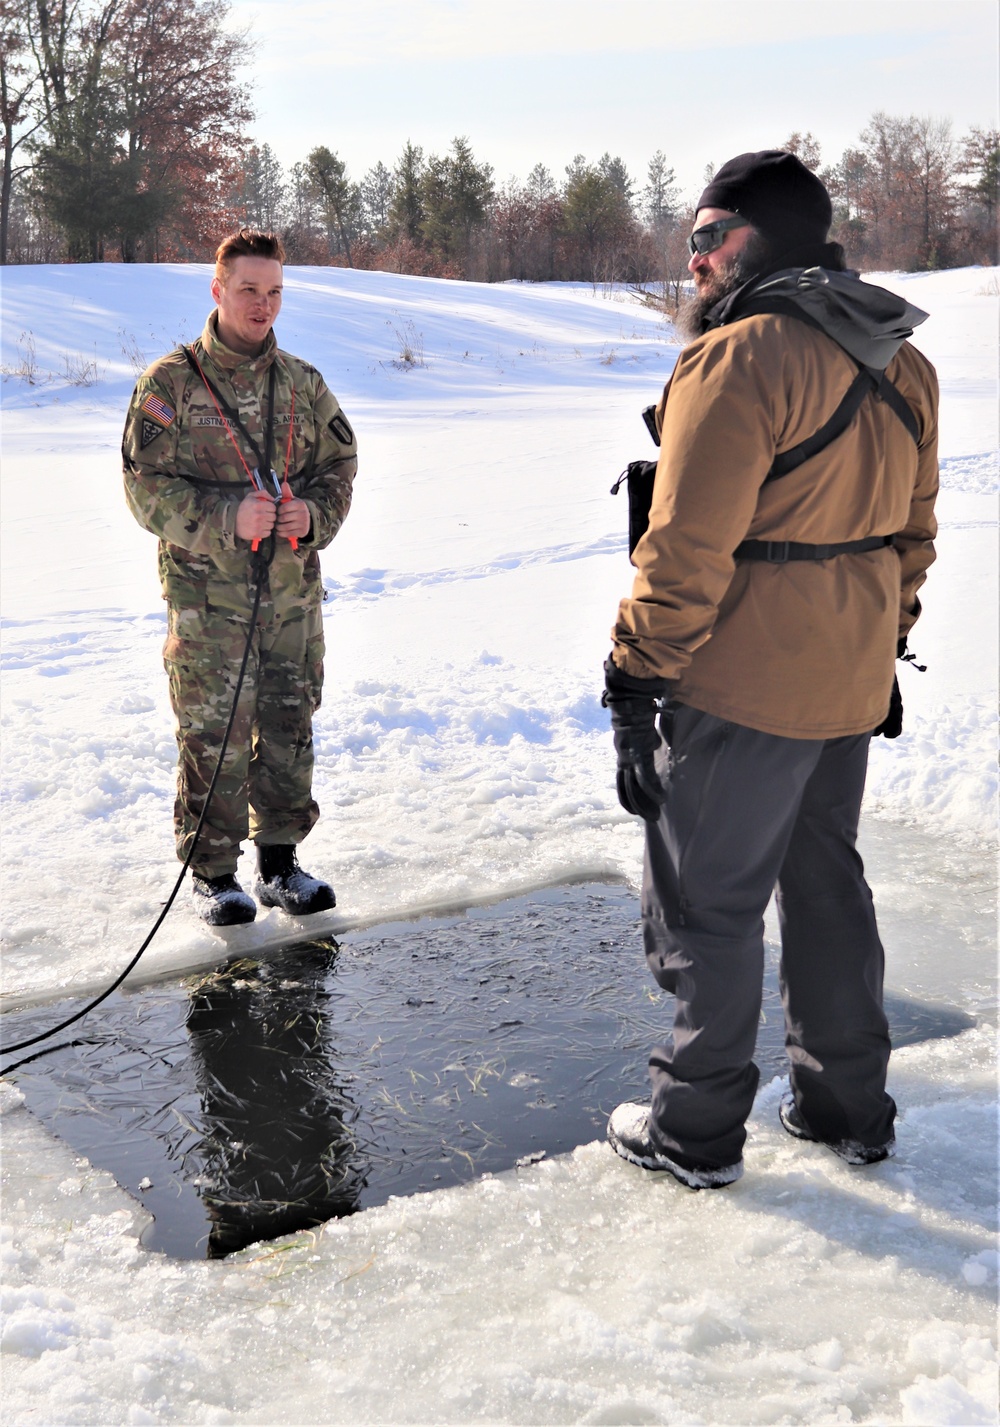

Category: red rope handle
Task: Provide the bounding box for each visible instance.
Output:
[187,347,258,487]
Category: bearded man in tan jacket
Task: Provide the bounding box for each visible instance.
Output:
[604,151,938,1188]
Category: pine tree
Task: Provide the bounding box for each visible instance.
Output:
[239,143,286,232]
[388,141,425,244]
[306,145,359,265]
[643,151,680,229]
[419,137,493,276]
[359,160,394,236]
[563,154,637,286]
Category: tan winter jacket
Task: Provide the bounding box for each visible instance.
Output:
[611,311,939,738]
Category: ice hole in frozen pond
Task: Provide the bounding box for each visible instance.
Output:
[4,880,977,1261]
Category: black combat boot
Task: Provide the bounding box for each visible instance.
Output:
[606,1103,743,1189]
[779,1092,895,1165]
[191,873,257,927]
[254,845,336,916]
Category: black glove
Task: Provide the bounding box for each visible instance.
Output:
[873,675,903,739]
[874,638,926,740]
[602,658,673,820]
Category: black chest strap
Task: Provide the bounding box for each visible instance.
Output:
[733,534,894,562]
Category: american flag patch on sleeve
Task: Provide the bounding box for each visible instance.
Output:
[140,392,175,427]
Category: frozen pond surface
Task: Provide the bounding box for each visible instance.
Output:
[0,817,995,1426]
[854,819,996,1018]
[3,815,988,1263]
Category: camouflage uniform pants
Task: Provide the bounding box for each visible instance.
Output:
[163,599,324,877]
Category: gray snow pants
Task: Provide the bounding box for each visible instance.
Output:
[642,704,896,1172]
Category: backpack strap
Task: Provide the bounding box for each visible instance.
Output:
[872,369,920,444]
[767,368,878,480]
[730,297,920,479]
[614,299,922,559]
[764,360,919,483]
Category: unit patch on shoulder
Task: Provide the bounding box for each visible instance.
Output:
[329,411,354,446]
[138,391,176,449]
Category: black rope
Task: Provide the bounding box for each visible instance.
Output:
[0,565,266,1075]
[0,1038,108,1076]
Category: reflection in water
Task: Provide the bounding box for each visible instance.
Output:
[4,881,982,1261]
[184,942,368,1257]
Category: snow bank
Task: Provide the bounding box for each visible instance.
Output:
[0,1025,995,1425]
[1,265,996,1003]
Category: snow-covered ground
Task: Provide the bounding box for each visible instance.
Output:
[1,264,997,1425]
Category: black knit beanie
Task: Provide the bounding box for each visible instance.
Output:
[697,150,832,250]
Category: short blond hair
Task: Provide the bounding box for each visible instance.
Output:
[214,228,286,281]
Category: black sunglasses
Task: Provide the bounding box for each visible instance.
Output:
[688,216,749,257]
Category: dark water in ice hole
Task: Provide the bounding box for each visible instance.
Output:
[4,882,976,1261]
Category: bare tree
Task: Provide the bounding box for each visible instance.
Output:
[957,126,999,263]
[829,112,957,269]
[489,176,534,280]
[0,0,44,263]
[910,116,955,266]
[784,131,822,171]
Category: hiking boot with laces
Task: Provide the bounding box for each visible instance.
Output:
[607,1103,743,1190]
[191,873,256,927]
[253,844,336,916]
[779,1091,895,1165]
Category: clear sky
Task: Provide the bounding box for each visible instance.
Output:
[229,0,999,200]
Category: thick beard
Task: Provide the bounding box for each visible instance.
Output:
[676,232,772,342]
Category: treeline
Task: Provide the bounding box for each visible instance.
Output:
[245,140,683,287]
[2,0,997,277]
[235,123,1000,287]
[1,0,250,263]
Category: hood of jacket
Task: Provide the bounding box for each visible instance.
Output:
[711,266,929,372]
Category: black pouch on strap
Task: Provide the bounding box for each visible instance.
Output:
[611,459,658,556]
[611,404,659,556]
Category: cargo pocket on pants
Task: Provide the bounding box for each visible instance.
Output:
[305,631,325,716]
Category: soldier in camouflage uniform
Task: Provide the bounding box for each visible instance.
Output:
[123,230,357,926]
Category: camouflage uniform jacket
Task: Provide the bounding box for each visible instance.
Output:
[123,312,357,620]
